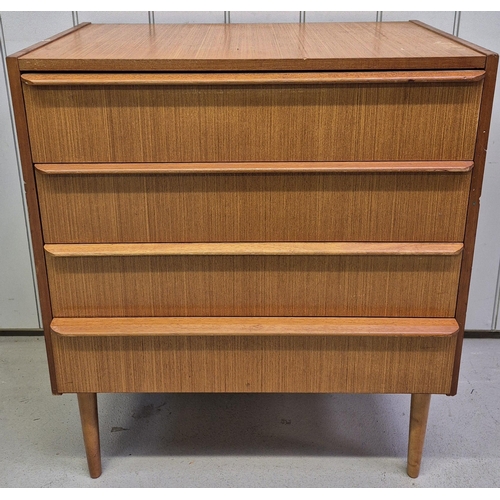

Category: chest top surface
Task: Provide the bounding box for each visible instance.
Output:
[17,21,487,71]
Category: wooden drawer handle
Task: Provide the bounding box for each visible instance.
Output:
[50,317,460,338]
[21,70,486,86]
[44,242,464,257]
[35,161,474,175]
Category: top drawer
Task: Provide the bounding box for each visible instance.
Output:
[22,72,483,163]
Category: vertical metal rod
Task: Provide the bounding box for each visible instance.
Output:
[491,258,500,331]
[148,11,155,25]
[453,11,461,37]
[224,11,231,24]
[0,14,42,328]
[299,12,306,23]
[376,12,383,23]
[72,11,79,27]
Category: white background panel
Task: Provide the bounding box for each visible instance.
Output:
[458,12,500,330]
[76,12,148,23]
[1,11,72,54]
[154,12,224,23]
[381,11,455,32]
[0,13,75,329]
[305,12,377,22]
[0,57,39,329]
[230,12,300,23]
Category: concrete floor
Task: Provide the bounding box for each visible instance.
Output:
[0,335,499,488]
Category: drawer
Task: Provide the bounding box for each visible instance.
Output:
[50,316,458,394]
[22,72,483,163]
[44,242,463,318]
[35,163,472,243]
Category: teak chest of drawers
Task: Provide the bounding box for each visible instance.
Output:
[7,21,497,479]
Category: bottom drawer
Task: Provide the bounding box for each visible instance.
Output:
[50,317,458,394]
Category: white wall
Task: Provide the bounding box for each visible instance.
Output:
[459,12,500,330]
[1,11,499,331]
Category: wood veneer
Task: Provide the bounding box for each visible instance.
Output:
[35,161,475,174]
[21,70,486,85]
[36,168,472,243]
[44,242,464,257]
[44,250,462,318]
[51,331,457,394]
[23,80,482,163]
[51,316,460,337]
[17,23,486,71]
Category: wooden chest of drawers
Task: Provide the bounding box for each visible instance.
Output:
[7,21,497,479]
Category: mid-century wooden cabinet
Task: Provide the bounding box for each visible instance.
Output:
[7,21,497,478]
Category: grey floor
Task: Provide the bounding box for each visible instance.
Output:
[0,335,499,488]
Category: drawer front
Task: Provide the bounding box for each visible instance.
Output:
[23,79,482,163]
[50,329,457,394]
[36,168,472,243]
[45,249,462,318]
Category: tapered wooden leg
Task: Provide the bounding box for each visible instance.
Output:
[407,393,431,478]
[77,393,102,478]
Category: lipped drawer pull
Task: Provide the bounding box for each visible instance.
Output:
[44,242,464,257]
[50,316,460,338]
[35,161,474,174]
[21,70,486,86]
[21,70,485,85]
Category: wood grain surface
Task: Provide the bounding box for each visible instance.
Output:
[44,242,464,257]
[35,161,475,174]
[21,70,485,85]
[36,169,472,243]
[18,23,485,71]
[51,316,460,337]
[50,330,457,394]
[77,393,101,479]
[23,81,482,163]
[407,393,432,478]
[44,252,462,318]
